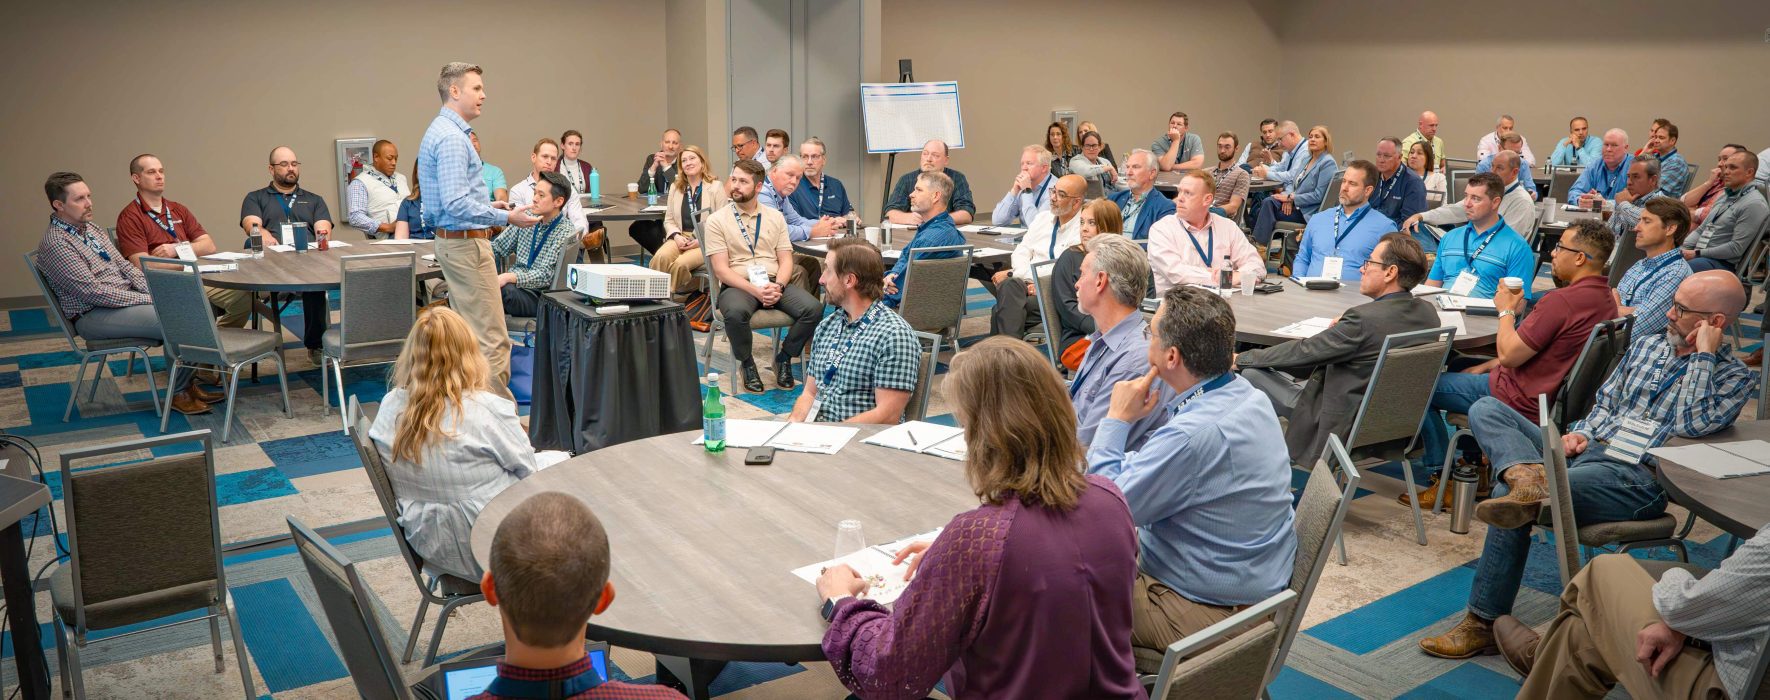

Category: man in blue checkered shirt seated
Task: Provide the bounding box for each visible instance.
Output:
[491,171,576,318]
[788,238,921,424]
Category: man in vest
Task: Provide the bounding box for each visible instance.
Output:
[345,140,409,238]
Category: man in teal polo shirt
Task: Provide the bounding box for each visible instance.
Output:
[1422,172,1538,300]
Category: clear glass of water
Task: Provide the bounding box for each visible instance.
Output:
[834,520,865,559]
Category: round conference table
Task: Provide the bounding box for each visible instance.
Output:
[581,194,667,222]
[201,241,442,293]
[1153,169,1281,195]
[1657,421,1770,539]
[1142,277,1500,350]
[469,425,975,699]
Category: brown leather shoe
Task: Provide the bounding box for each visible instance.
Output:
[1420,613,1497,659]
[193,369,223,387]
[170,391,213,416]
[1397,472,1445,509]
[1492,614,1541,678]
[1476,463,1549,529]
[188,384,225,404]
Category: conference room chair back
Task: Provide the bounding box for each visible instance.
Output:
[506,237,583,337]
[1029,259,1065,372]
[324,253,417,433]
[1727,207,1770,347]
[1273,434,1362,679]
[896,244,975,350]
[1546,167,1583,203]
[1442,157,1480,174]
[905,330,943,422]
[1746,630,1770,700]
[695,234,793,395]
[1345,326,1455,549]
[1274,172,1345,270]
[288,515,414,700]
[1536,393,1688,590]
[1144,589,1297,700]
[346,396,486,666]
[1552,316,1633,430]
[1606,223,1646,290]
[23,251,165,420]
[51,430,255,700]
[1448,170,1476,204]
[140,257,292,442]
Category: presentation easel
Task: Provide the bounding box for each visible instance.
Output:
[863,60,965,215]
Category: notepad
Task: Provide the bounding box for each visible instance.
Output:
[266,244,296,252]
[765,422,859,454]
[641,205,667,213]
[1273,317,1336,339]
[370,239,420,245]
[691,419,788,448]
[1410,284,1449,296]
[197,264,238,274]
[790,527,943,606]
[863,421,965,461]
[1435,295,1496,311]
[203,251,254,261]
[1436,311,1468,336]
[1649,443,1770,479]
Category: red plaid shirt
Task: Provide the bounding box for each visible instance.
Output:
[468,655,686,700]
[35,218,151,319]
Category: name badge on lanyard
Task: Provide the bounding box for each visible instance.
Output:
[1604,416,1659,464]
[808,308,878,423]
[1450,270,1480,296]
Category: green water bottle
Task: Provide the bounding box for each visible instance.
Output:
[703,372,726,452]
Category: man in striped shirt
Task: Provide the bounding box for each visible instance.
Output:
[1421,271,1756,660]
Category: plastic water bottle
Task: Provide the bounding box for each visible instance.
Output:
[702,373,725,453]
[646,177,659,206]
[251,223,264,259]
[588,166,601,202]
[1218,255,1233,289]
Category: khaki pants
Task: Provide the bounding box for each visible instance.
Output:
[1130,571,1240,654]
[1518,554,1727,700]
[206,287,253,328]
[435,237,513,401]
[649,239,704,293]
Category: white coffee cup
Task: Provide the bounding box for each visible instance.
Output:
[864,227,881,245]
[1501,276,1524,291]
[626,183,639,198]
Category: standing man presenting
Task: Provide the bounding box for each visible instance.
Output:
[418,62,539,400]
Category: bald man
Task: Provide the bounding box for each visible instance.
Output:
[992,174,1086,338]
[1421,269,1756,660]
[1401,111,1445,173]
[240,145,335,363]
[882,139,975,226]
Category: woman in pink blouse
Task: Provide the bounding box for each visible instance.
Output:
[816,337,1145,699]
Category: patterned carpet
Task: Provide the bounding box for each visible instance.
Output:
[0,256,1754,699]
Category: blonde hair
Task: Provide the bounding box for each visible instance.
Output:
[389,307,491,464]
[673,146,718,194]
[1083,199,1123,236]
[946,338,1086,512]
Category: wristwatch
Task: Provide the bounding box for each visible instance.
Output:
[1498,309,1517,320]
[820,597,842,622]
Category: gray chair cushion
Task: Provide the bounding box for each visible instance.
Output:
[436,574,482,597]
[321,329,403,363]
[50,565,217,631]
[1134,645,1165,674]
[215,327,281,361]
[1578,514,1678,547]
[82,336,163,352]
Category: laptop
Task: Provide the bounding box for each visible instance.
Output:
[415,641,611,700]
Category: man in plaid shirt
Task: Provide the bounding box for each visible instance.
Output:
[789,238,921,424]
[34,172,219,416]
[491,171,576,318]
[1421,270,1756,660]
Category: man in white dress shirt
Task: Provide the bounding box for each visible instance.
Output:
[991,174,1085,338]
[508,137,588,235]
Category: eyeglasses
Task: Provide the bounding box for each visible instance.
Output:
[273,161,301,168]
[1552,242,1594,258]
[1358,258,1395,270]
[730,141,753,153]
[1671,300,1726,319]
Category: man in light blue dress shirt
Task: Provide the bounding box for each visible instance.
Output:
[1569,128,1634,206]
[1548,117,1601,168]
[992,146,1055,226]
[1069,234,1174,449]
[1254,120,1309,188]
[1088,284,1297,654]
[418,62,540,399]
[758,155,839,243]
[1293,160,1397,282]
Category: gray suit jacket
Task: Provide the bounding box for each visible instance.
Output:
[1236,292,1441,466]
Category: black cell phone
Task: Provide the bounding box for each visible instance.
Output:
[744,446,776,465]
[1253,283,1285,294]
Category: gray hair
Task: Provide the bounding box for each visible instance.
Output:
[1634,154,1661,181]
[1497,114,1515,125]
[1127,148,1157,170]
[1492,150,1520,173]
[1605,128,1629,144]
[1022,145,1054,168]
[800,137,826,154]
[1084,234,1149,307]
[436,62,483,102]
[772,155,804,171]
[1278,120,1301,138]
[916,170,953,207]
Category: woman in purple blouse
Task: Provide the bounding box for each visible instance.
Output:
[816,337,1146,699]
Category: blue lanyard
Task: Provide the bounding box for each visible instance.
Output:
[1646,359,1691,408]
[137,196,179,240]
[1047,218,1062,259]
[1179,215,1213,263]
[270,188,296,219]
[1376,171,1400,202]
[525,215,562,269]
[54,218,111,262]
[1599,161,1624,195]
[483,663,606,698]
[1030,176,1050,210]
[1462,216,1506,267]
[1504,179,1525,197]
[1332,205,1369,253]
[735,212,763,255]
[1173,372,1234,414]
[821,305,878,387]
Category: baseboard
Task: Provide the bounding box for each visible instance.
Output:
[0,296,49,311]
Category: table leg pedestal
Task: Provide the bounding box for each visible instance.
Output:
[1,521,49,700]
[654,655,726,700]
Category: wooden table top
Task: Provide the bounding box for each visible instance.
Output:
[1142,277,1499,350]
[469,424,978,662]
[200,242,441,293]
[1154,169,1280,194]
[795,230,1017,263]
[583,195,666,221]
[1658,421,1770,538]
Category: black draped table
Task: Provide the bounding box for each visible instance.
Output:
[527,292,701,453]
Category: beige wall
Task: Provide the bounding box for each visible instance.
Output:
[875,0,1286,218]
[1277,1,1770,176]
[1,0,666,301]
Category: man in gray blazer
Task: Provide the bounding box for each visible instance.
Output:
[1236,232,1442,466]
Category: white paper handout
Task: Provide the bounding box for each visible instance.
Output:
[766,422,860,454]
[1273,317,1336,339]
[325,240,353,248]
[203,251,254,261]
[791,527,943,606]
[370,238,419,245]
[1649,442,1770,479]
[691,419,789,448]
[641,205,668,213]
[266,244,296,253]
[1436,295,1496,311]
[1410,284,1449,296]
[862,421,965,461]
[1436,311,1468,336]
[197,264,238,274]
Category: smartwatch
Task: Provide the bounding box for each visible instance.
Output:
[820,597,844,622]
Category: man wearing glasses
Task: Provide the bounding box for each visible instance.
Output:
[239,145,336,365]
[991,175,1085,338]
[1421,270,1754,661]
[1410,220,1620,514]
[731,126,763,166]
[1236,233,1441,467]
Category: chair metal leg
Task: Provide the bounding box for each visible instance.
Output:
[52,616,71,700]
[271,354,292,418]
[320,356,332,417]
[402,598,431,664]
[425,597,475,667]
[1335,530,1349,566]
[219,368,242,443]
[208,611,224,672]
[224,595,257,700]
[160,362,184,434]
[86,359,106,403]
[1398,458,1429,546]
[332,358,348,433]
[64,630,86,700]
[138,349,163,418]
[63,355,93,422]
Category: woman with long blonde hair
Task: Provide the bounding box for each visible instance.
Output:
[817,337,1141,699]
[650,145,728,293]
[367,306,540,582]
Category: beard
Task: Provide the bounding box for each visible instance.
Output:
[1667,326,1692,350]
[730,190,754,204]
[276,172,300,188]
